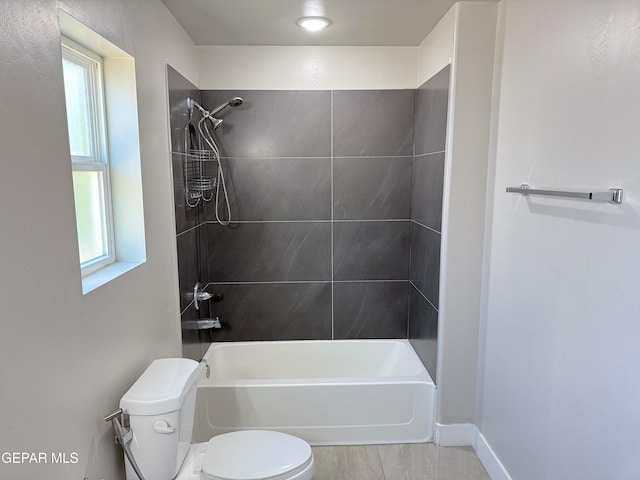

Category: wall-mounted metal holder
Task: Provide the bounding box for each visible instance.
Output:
[105,409,146,480]
[506,184,623,204]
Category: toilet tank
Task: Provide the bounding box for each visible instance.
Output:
[120,358,200,480]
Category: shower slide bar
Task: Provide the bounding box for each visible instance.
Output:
[506,184,623,204]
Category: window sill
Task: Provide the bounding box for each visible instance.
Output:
[82,261,144,295]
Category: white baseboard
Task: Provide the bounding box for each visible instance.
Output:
[472,426,513,480]
[434,423,474,446]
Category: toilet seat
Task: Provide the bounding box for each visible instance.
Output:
[200,430,314,480]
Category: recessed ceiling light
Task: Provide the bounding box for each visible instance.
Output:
[296,16,331,32]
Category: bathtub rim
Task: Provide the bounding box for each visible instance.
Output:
[199,338,434,386]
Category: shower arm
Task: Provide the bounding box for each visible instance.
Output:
[187,99,224,132]
[188,96,243,120]
[187,98,210,118]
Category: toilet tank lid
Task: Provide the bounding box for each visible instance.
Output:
[120,358,200,416]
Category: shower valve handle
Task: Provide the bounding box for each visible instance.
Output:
[194,282,211,310]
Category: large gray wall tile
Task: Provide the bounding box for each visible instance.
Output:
[210,283,332,341]
[181,302,205,361]
[334,157,412,220]
[333,221,410,281]
[180,302,213,361]
[208,222,331,282]
[200,90,331,157]
[172,152,203,234]
[414,65,450,156]
[168,66,204,234]
[197,222,209,284]
[412,152,445,231]
[334,282,409,339]
[175,224,208,311]
[222,157,331,221]
[409,285,438,382]
[175,85,423,344]
[177,227,199,312]
[167,65,200,154]
[333,90,415,157]
[409,223,441,308]
[201,159,229,224]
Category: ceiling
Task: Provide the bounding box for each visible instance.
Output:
[160,0,494,47]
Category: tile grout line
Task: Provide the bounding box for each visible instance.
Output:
[335,279,406,283]
[411,219,442,235]
[180,298,195,316]
[333,155,414,160]
[210,281,330,285]
[205,219,412,224]
[209,220,332,224]
[174,154,415,160]
[334,219,409,223]
[209,279,407,285]
[410,280,439,312]
[176,221,207,238]
[414,150,446,158]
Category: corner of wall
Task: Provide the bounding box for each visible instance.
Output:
[472,426,514,480]
[416,4,457,87]
[435,422,475,446]
[434,0,499,426]
[474,0,508,431]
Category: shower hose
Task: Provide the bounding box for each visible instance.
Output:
[105,409,146,480]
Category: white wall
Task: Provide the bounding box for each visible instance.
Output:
[417,5,456,87]
[197,46,417,90]
[415,3,498,437]
[0,1,195,479]
[437,1,498,429]
[476,0,640,478]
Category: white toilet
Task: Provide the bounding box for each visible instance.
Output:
[119,358,314,480]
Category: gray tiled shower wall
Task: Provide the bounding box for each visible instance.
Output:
[167,65,450,378]
[409,66,451,382]
[202,89,414,343]
[167,66,210,361]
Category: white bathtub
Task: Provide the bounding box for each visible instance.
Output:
[192,339,435,445]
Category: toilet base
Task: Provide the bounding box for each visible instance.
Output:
[175,441,314,480]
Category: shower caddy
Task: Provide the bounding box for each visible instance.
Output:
[182,149,217,207]
[181,105,217,208]
[177,96,240,227]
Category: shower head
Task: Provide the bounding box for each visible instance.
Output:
[210,118,223,130]
[210,96,244,116]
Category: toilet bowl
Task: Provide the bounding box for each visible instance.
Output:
[119,358,314,480]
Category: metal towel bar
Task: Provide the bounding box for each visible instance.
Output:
[506,184,623,205]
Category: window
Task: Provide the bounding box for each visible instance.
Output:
[59,9,146,294]
[61,37,115,275]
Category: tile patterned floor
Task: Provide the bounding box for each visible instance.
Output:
[311,444,491,480]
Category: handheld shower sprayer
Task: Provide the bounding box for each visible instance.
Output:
[210,96,244,116]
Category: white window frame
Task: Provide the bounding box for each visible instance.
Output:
[62,36,116,276]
